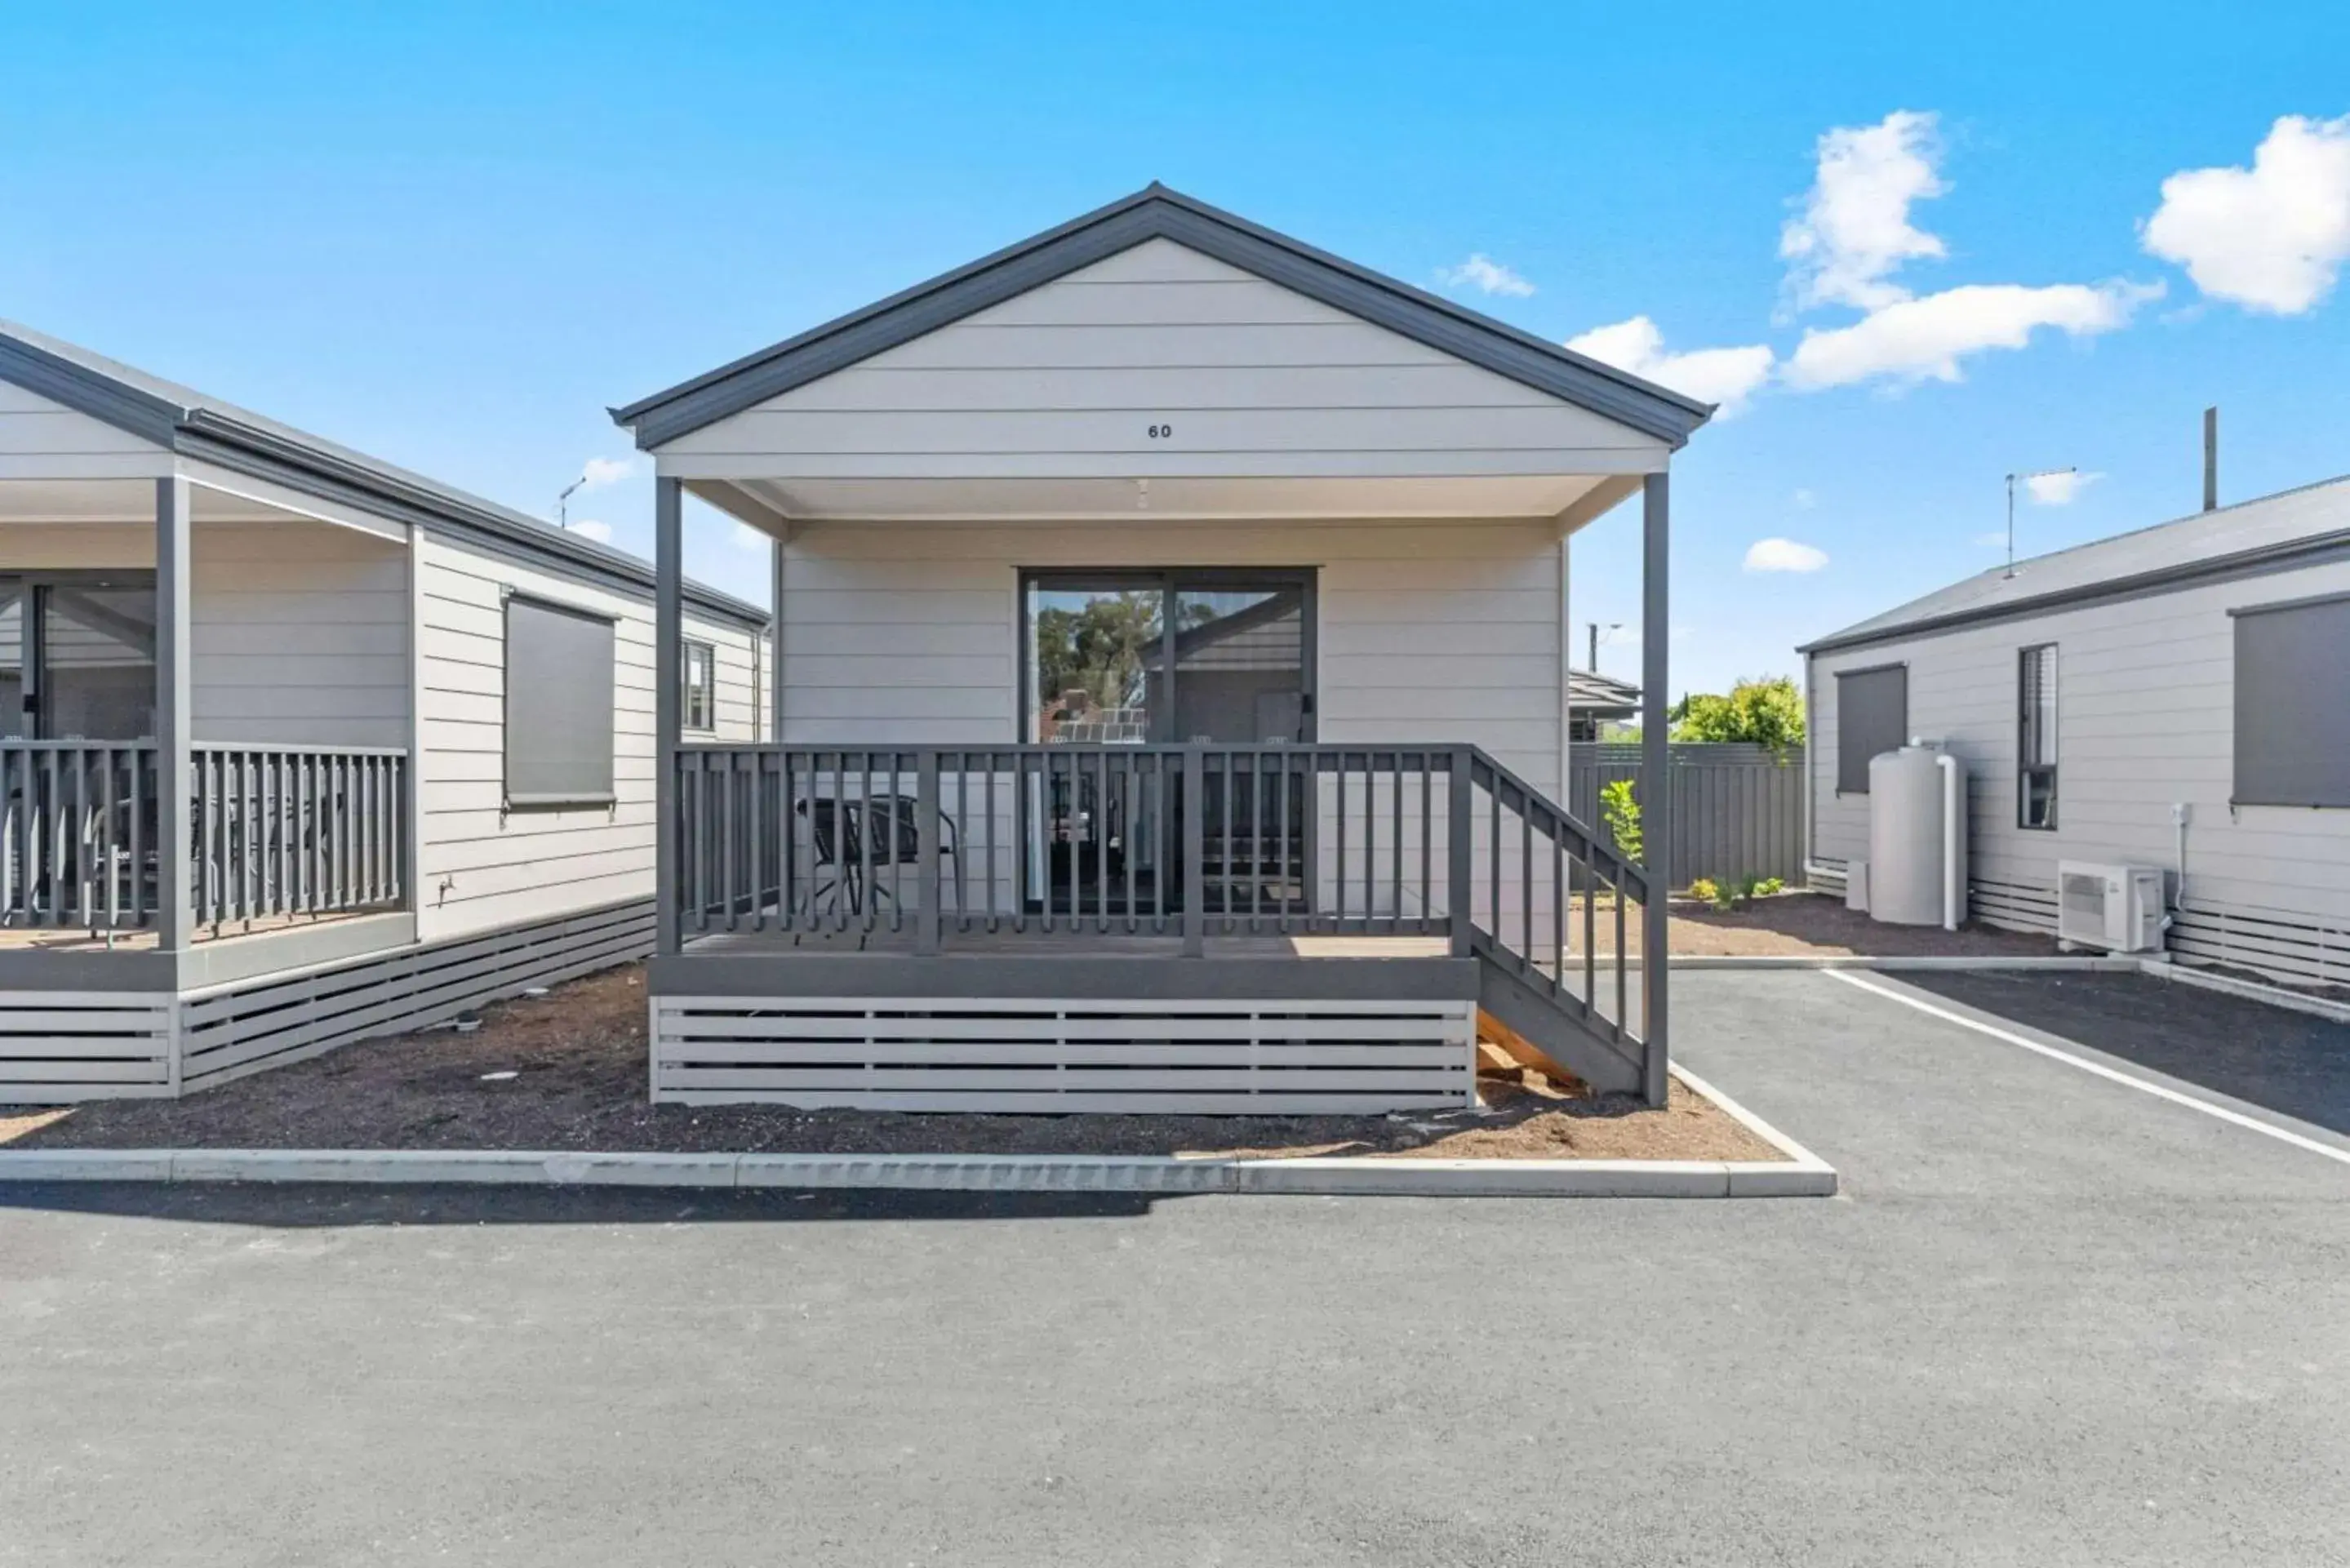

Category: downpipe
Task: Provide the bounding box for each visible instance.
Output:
[1935,751,1961,933]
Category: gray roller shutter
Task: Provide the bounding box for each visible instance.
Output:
[2233,595,2350,808]
[504,593,617,808]
[1836,664,1908,794]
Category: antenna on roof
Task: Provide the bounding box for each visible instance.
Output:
[2203,406,2219,513]
[2004,468,2077,579]
[555,473,588,531]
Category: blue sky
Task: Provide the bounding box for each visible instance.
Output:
[5,2,2347,696]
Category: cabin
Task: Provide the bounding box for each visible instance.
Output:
[0,322,769,1100]
[1803,472,2350,985]
[614,184,1708,1113]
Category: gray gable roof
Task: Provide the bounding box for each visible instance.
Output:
[610,183,1715,451]
[0,320,768,629]
[1803,473,2350,656]
[1568,668,1642,713]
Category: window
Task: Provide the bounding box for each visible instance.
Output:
[2232,593,2350,807]
[2018,644,2058,828]
[503,593,617,808]
[681,639,716,733]
[1835,664,1908,793]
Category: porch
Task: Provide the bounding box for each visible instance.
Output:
[1,461,417,993]
[0,738,411,988]
[651,741,1650,1108]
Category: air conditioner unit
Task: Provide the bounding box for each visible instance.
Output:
[2056,862,2167,953]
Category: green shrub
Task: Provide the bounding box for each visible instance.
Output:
[1753,876,1785,897]
[1599,779,1642,867]
[1669,676,1806,754]
[1688,877,1721,905]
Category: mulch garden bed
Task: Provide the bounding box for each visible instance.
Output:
[1669,891,2062,959]
[0,964,1779,1164]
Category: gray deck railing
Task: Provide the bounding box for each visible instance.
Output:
[673,743,1648,1048]
[191,744,409,932]
[0,740,160,932]
[0,739,409,935]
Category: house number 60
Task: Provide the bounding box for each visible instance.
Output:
[1147,423,1173,438]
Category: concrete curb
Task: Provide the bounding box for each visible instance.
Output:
[0,1071,1837,1199]
[0,1146,1833,1199]
[1661,954,2139,971]
[1667,1064,1839,1194]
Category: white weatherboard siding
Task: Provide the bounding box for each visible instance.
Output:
[415,532,759,941]
[661,238,1668,491]
[0,517,411,746]
[0,382,171,480]
[771,517,1574,939]
[776,517,1564,791]
[1810,557,2350,975]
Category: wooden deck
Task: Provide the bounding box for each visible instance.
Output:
[0,911,375,955]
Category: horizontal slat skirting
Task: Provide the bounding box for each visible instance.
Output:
[656,1091,1468,1114]
[651,994,1477,1113]
[660,1013,1464,1042]
[658,1067,1464,1093]
[659,1042,1470,1068]
[0,1057,171,1084]
[0,1009,180,1034]
[0,994,175,1102]
[175,902,655,1091]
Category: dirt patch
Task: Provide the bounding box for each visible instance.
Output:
[0,965,1779,1163]
[1669,892,2061,959]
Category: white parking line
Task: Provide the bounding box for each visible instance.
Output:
[1824,968,2350,1170]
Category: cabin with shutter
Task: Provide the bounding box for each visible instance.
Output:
[1802,473,2350,985]
[0,322,769,1099]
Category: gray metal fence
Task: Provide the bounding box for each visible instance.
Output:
[1570,743,1805,892]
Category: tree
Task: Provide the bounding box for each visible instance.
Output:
[1670,676,1805,753]
[1034,592,1162,713]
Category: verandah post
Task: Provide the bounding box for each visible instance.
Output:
[654,475,683,956]
[155,474,193,952]
[1640,469,1672,1107]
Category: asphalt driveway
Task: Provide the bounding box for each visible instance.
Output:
[2,970,2346,1567]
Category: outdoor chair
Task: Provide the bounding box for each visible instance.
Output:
[796,794,959,916]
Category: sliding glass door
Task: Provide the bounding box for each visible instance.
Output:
[1020,570,1314,915]
[0,573,159,740]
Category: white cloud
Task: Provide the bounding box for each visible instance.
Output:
[1784,280,2159,389]
[1791,487,1818,509]
[1743,537,1829,573]
[580,456,633,488]
[731,522,771,552]
[2143,114,2350,314]
[2024,469,2102,505]
[569,519,614,544]
[1565,315,1776,415]
[1781,110,1949,312]
[1436,254,1536,297]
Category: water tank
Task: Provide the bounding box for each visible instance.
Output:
[1867,745,1966,926]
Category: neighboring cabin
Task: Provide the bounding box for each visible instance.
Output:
[1802,473,2350,984]
[0,322,769,1099]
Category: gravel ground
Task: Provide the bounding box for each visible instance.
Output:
[0,964,1778,1162]
[1669,891,2060,957]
